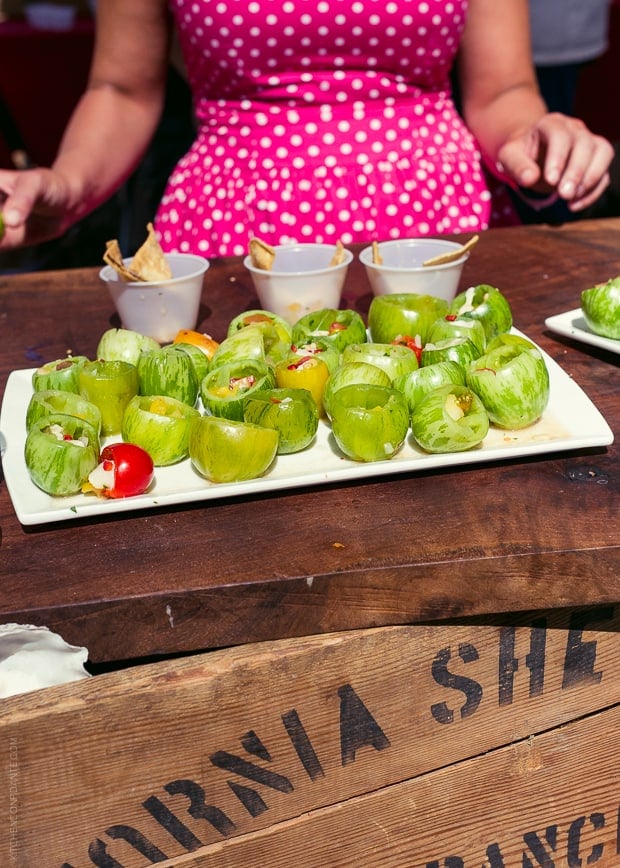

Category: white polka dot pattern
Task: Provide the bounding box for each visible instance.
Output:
[156,0,493,256]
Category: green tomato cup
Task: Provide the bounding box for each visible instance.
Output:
[466,342,550,429]
[323,361,392,420]
[341,342,419,382]
[170,341,210,386]
[291,308,367,353]
[411,385,489,453]
[421,336,481,368]
[367,293,449,345]
[329,383,410,462]
[227,309,293,345]
[138,344,199,407]
[243,387,319,454]
[26,389,102,437]
[24,413,100,496]
[450,284,513,341]
[201,358,275,420]
[78,359,139,436]
[288,338,341,374]
[394,360,465,415]
[189,416,279,483]
[426,314,487,355]
[210,321,290,369]
[32,355,89,393]
[581,278,620,340]
[96,328,160,366]
[122,395,200,465]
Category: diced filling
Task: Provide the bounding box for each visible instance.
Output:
[149,397,183,418]
[445,392,473,421]
[455,286,477,315]
[45,423,88,448]
[210,375,256,398]
[88,459,114,491]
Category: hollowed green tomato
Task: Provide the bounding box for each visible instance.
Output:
[78,359,139,436]
[96,328,160,366]
[26,389,102,437]
[32,355,89,393]
[450,284,513,341]
[227,309,293,345]
[485,333,536,352]
[189,416,279,483]
[411,385,489,453]
[323,362,392,421]
[329,383,410,462]
[581,278,620,339]
[210,322,289,369]
[466,343,550,429]
[426,315,487,355]
[243,387,319,454]
[291,308,367,353]
[394,360,465,414]
[341,342,419,382]
[122,395,200,465]
[367,293,449,345]
[421,336,481,368]
[274,355,330,415]
[137,345,199,407]
[289,338,341,374]
[24,413,100,496]
[172,342,210,387]
[201,358,275,420]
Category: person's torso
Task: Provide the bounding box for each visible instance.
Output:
[169,0,469,115]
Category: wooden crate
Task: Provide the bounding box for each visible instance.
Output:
[1,606,619,866]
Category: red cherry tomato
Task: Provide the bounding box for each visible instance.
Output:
[96,443,154,499]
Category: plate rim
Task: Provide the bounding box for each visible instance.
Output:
[545,308,620,355]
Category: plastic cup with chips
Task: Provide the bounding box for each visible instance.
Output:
[244,240,353,324]
[99,225,209,342]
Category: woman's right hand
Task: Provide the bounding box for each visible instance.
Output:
[0,167,75,249]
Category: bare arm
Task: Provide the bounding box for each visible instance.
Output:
[0,0,172,247]
[458,0,612,209]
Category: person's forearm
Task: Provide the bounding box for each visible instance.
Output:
[463,83,548,169]
[458,0,547,169]
[51,81,164,227]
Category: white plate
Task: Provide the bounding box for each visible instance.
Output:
[1,334,614,525]
[545,308,620,356]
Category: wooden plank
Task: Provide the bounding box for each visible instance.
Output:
[1,219,619,665]
[160,704,620,867]
[1,610,618,865]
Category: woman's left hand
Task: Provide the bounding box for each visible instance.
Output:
[496,113,614,211]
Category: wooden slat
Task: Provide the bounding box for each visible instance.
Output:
[1,612,618,865]
[159,704,620,867]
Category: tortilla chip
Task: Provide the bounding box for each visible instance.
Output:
[103,239,145,282]
[128,223,173,281]
[249,237,276,271]
[372,241,383,265]
[329,240,346,266]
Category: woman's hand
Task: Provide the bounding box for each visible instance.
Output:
[496,113,614,212]
[0,168,75,249]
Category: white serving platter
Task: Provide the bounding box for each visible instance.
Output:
[545,308,620,356]
[0,334,613,526]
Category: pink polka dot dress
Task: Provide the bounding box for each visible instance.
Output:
[156,0,494,257]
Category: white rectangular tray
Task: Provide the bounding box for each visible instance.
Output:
[545,308,620,356]
[1,335,614,525]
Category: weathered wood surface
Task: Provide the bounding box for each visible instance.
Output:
[0,219,619,663]
[1,612,618,865]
